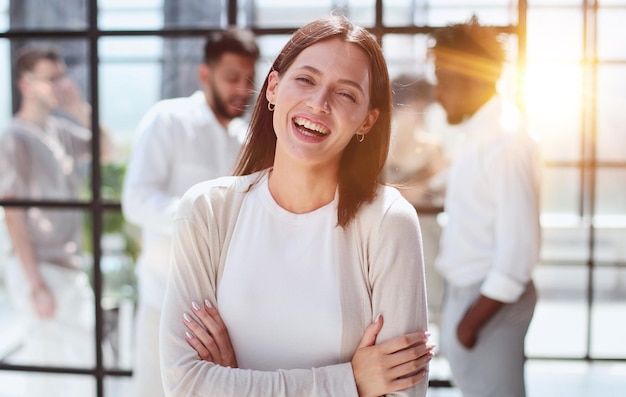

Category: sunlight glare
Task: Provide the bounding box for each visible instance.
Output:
[523,63,582,116]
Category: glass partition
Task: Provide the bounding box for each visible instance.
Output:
[4,0,87,31]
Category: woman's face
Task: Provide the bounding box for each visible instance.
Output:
[266,38,379,170]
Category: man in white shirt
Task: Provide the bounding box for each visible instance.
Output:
[121,27,259,397]
[429,17,542,397]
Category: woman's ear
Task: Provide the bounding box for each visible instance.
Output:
[357,108,380,135]
[265,70,279,105]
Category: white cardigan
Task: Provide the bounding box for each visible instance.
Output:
[160,170,429,396]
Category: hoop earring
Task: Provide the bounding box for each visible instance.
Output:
[357,133,365,143]
[268,102,275,111]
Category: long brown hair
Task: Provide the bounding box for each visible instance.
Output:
[234,15,392,228]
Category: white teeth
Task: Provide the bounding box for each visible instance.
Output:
[294,117,329,135]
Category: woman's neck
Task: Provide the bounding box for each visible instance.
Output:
[267,160,338,214]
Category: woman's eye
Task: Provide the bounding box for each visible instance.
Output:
[338,91,356,102]
[296,76,313,84]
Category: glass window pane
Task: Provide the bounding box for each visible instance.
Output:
[101,161,128,202]
[591,267,626,358]
[427,6,517,26]
[542,223,590,264]
[346,0,377,26]
[256,34,292,85]
[7,0,87,31]
[383,34,430,78]
[527,9,583,61]
[526,265,588,357]
[420,214,445,332]
[0,39,10,129]
[526,361,626,397]
[432,0,518,3]
[595,168,626,222]
[596,65,626,163]
[383,0,518,26]
[102,212,138,370]
[0,372,96,396]
[594,227,626,264]
[98,0,226,30]
[99,0,160,6]
[1,209,95,370]
[105,375,133,396]
[98,0,164,30]
[0,0,8,33]
[249,0,335,28]
[597,9,626,60]
[244,0,377,28]
[540,167,581,219]
[528,0,585,5]
[161,0,225,29]
[98,37,163,181]
[242,0,368,29]
[384,0,427,26]
[524,62,583,162]
[99,61,160,184]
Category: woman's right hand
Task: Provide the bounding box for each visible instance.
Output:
[183,299,238,368]
[351,315,434,397]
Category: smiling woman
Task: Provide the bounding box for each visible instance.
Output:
[265,38,379,184]
[3,2,626,396]
[159,14,432,397]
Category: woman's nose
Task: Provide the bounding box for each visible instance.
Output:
[307,89,330,113]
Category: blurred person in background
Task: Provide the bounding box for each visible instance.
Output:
[384,73,447,207]
[430,16,542,397]
[121,27,259,397]
[0,45,115,397]
[383,73,448,331]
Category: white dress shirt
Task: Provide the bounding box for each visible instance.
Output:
[122,91,244,308]
[435,94,542,303]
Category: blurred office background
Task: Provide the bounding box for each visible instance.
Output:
[0,1,625,396]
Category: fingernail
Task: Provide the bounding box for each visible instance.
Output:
[185,331,194,339]
[192,301,201,311]
[204,299,212,308]
[183,312,192,323]
[374,313,382,323]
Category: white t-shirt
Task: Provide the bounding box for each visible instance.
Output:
[218,172,342,370]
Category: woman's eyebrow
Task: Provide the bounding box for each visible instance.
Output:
[296,65,366,96]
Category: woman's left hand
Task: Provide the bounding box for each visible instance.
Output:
[183,299,238,368]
